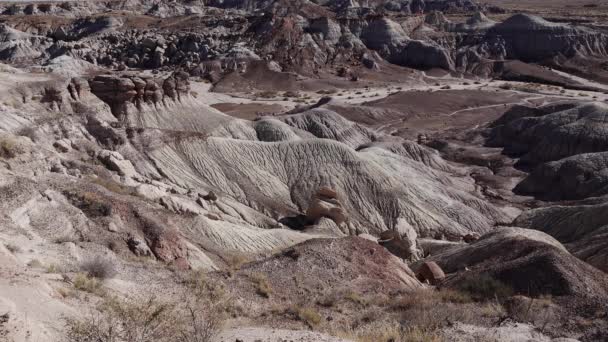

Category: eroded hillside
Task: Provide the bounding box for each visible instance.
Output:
[1,1,608,342]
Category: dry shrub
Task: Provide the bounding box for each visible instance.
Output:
[505,295,557,331]
[256,91,277,98]
[64,296,223,342]
[54,234,79,244]
[0,136,25,159]
[456,274,513,301]
[295,306,322,327]
[250,273,272,298]
[89,176,136,196]
[4,243,20,253]
[344,290,367,306]
[47,264,60,273]
[80,258,117,280]
[27,259,43,268]
[67,191,113,217]
[316,291,338,308]
[225,252,249,271]
[390,289,496,333]
[183,270,226,301]
[73,273,103,294]
[334,323,440,342]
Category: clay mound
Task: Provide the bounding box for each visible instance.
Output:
[151,136,511,238]
[488,102,608,166]
[515,201,608,273]
[276,108,376,148]
[230,236,423,298]
[417,227,608,297]
[492,14,569,33]
[484,14,608,61]
[494,60,593,89]
[514,152,608,201]
[361,17,409,53]
[211,61,300,93]
[451,11,497,32]
[397,39,454,70]
[466,12,495,27]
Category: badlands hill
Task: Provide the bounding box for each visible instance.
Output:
[1,0,608,341]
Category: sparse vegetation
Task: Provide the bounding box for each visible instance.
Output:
[256,91,278,98]
[295,306,322,327]
[499,82,541,93]
[65,296,223,342]
[344,290,366,306]
[316,89,337,95]
[183,270,226,301]
[66,191,113,217]
[89,176,137,196]
[283,91,300,98]
[225,252,249,271]
[27,259,43,268]
[4,243,20,253]
[457,274,513,301]
[250,273,272,298]
[54,233,79,244]
[47,264,60,273]
[80,257,117,280]
[334,324,441,342]
[73,273,103,294]
[505,295,557,331]
[0,136,24,159]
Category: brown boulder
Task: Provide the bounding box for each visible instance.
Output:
[463,233,480,243]
[306,187,347,225]
[416,261,446,285]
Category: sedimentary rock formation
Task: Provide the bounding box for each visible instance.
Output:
[489,102,608,165]
[416,227,608,297]
[515,152,608,200]
[515,201,608,273]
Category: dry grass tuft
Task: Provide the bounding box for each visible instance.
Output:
[456,274,513,301]
[295,306,322,327]
[505,295,557,331]
[225,252,249,271]
[89,176,136,196]
[334,324,441,342]
[389,288,501,333]
[0,136,25,159]
[183,270,226,301]
[344,290,367,306]
[250,273,272,298]
[73,273,103,294]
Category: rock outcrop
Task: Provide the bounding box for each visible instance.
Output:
[416,227,608,297]
[89,72,191,119]
[488,102,608,166]
[306,187,347,226]
[515,201,608,273]
[515,152,608,201]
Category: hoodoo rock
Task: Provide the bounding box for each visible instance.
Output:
[306,187,347,225]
